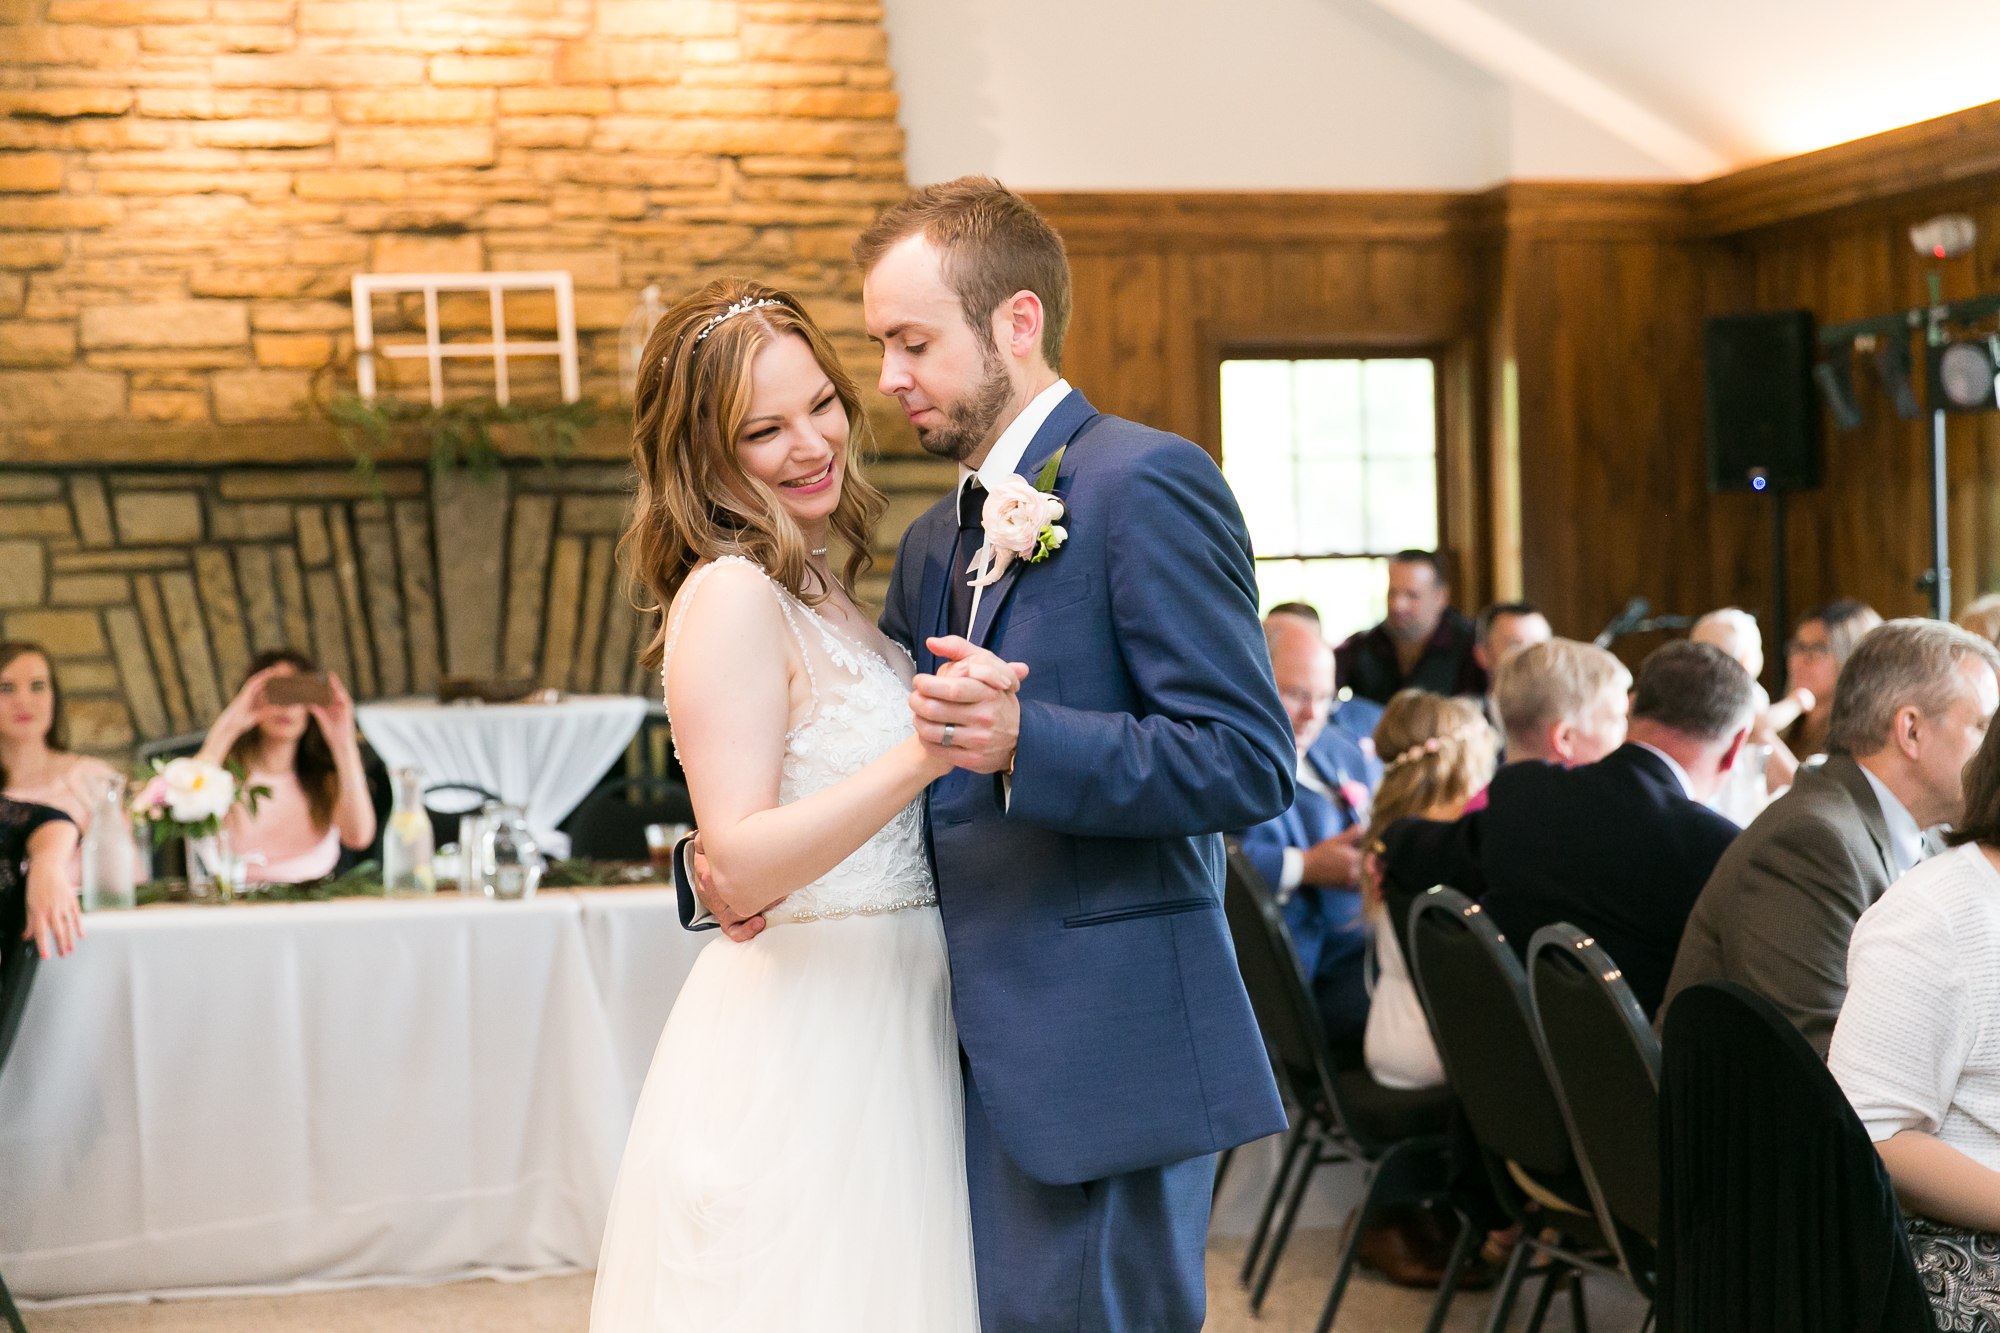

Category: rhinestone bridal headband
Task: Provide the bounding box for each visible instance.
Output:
[692,296,784,345]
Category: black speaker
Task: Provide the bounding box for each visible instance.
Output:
[1704,310,1821,494]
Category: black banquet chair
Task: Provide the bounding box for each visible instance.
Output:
[423,781,502,857]
[0,871,38,1333]
[1406,887,1625,1333]
[1656,981,1936,1333]
[1220,851,1464,1333]
[565,776,694,862]
[1527,923,1662,1304]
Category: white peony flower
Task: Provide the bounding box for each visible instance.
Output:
[970,475,1067,587]
[159,757,235,824]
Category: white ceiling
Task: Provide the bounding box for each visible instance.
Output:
[881,0,2000,190]
[1458,0,2000,172]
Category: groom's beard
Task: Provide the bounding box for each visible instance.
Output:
[914,344,1013,463]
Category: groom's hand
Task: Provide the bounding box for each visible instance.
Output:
[687,834,765,943]
[912,637,1026,775]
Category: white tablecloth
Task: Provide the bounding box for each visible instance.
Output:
[356,697,650,859]
[0,889,709,1303]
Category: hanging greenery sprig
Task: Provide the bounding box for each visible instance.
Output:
[322,393,599,486]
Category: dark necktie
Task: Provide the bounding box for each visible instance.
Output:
[947,478,984,639]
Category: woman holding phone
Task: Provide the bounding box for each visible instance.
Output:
[196,649,375,883]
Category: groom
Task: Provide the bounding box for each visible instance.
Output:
[697,179,1294,1332]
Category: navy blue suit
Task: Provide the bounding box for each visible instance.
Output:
[880,389,1293,1332]
[1237,727,1373,1044]
[1329,695,1385,784]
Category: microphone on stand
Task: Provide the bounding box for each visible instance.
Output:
[1594,597,1652,649]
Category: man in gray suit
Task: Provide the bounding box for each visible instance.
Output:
[1662,618,2000,1056]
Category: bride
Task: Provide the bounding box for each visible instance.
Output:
[590,280,996,1331]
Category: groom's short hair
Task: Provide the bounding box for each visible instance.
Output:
[855,177,1073,371]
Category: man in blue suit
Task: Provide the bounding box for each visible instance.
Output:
[858,179,1293,1332]
[1239,612,1375,1047]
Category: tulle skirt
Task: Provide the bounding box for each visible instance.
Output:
[590,906,979,1332]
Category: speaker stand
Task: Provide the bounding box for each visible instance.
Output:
[1927,407,1952,621]
[1769,489,1788,659]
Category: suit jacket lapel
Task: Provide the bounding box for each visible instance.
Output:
[1826,754,1896,882]
[967,389,1097,648]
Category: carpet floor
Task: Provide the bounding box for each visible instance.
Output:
[22,1231,1651,1332]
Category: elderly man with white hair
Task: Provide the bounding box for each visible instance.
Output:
[1693,606,1813,796]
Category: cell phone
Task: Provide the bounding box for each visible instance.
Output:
[264,672,333,707]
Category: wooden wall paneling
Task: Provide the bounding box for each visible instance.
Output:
[538,535,586,691]
[597,572,638,694]
[104,605,169,741]
[354,509,409,698]
[391,500,439,695]
[271,546,313,665]
[325,506,376,698]
[502,493,558,680]
[570,536,615,695]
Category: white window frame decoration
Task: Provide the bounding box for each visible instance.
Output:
[351,270,581,407]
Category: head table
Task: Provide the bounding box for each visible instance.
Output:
[355,695,652,859]
[0,881,709,1304]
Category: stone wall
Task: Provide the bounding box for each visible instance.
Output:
[0,0,958,756]
[0,454,945,758]
[0,0,912,460]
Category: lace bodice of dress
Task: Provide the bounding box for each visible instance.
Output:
[662,556,935,925]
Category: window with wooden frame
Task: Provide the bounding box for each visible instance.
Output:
[1220,355,1441,642]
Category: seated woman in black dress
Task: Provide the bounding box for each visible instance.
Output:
[1,796,81,962]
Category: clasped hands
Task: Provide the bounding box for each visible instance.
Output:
[689,636,1028,943]
[908,635,1030,776]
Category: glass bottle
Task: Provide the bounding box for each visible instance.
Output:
[481,807,541,900]
[80,773,135,912]
[383,767,436,897]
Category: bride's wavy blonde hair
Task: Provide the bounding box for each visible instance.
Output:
[623,279,886,671]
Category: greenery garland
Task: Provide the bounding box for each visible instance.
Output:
[323,393,600,485]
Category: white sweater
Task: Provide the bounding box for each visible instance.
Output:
[1830,841,2000,1168]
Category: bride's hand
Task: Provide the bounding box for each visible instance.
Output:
[688,834,766,943]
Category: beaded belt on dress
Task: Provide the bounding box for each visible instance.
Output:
[765,888,938,924]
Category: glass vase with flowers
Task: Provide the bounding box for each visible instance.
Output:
[129,757,271,903]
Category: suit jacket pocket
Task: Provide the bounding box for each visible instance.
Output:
[1062,897,1215,929]
[1006,573,1092,631]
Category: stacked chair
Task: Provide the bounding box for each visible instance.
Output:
[1221,852,1466,1333]
[1526,924,1662,1308]
[1405,887,1642,1332]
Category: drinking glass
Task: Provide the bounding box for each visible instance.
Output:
[482,807,542,900]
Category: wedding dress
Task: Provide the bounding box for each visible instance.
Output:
[590,557,979,1333]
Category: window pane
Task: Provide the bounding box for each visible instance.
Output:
[1222,355,1438,567]
[1254,557,1390,643]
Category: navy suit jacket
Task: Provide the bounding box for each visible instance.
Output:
[1237,728,1371,983]
[1380,744,1740,1018]
[880,389,1294,1186]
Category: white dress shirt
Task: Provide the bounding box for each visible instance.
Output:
[1859,764,1925,878]
[1633,742,1698,802]
[957,377,1074,501]
[1279,753,1338,893]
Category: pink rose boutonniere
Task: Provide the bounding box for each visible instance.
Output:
[965,446,1067,622]
[1338,778,1372,822]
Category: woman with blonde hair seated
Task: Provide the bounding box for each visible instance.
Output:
[1360,690,1499,1090]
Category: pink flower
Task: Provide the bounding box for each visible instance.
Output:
[970,475,1066,588]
